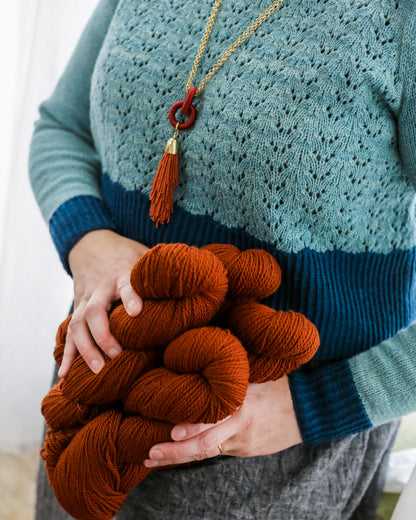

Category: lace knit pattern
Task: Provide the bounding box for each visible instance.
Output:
[90,0,415,255]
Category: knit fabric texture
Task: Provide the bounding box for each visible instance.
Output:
[29,0,416,444]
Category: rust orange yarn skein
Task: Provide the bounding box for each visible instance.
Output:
[202,244,320,382]
[109,243,229,350]
[202,243,282,303]
[124,327,249,424]
[227,303,319,383]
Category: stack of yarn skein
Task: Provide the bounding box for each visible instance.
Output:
[40,242,320,520]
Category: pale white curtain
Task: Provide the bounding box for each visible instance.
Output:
[0,0,98,454]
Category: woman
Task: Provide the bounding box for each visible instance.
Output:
[30,0,416,518]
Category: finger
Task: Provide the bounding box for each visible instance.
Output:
[144,444,224,468]
[73,283,84,310]
[118,276,143,317]
[85,294,122,358]
[58,331,77,378]
[69,304,105,374]
[146,415,241,467]
[171,416,232,441]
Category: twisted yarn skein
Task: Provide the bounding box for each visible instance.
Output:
[227,303,320,383]
[201,244,320,383]
[202,243,282,303]
[124,327,250,424]
[109,243,229,350]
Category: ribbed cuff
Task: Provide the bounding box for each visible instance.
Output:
[49,195,118,275]
[288,360,372,446]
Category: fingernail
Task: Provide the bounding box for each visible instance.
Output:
[173,427,186,440]
[58,366,64,377]
[144,460,159,468]
[127,300,139,314]
[149,450,163,460]
[108,348,121,359]
[91,359,104,373]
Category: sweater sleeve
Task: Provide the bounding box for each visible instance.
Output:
[29,0,121,274]
[288,321,416,445]
[289,4,416,446]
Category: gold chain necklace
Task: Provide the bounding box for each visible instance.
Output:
[149,0,285,227]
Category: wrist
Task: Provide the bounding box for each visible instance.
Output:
[273,376,303,446]
[68,229,149,276]
[68,229,119,272]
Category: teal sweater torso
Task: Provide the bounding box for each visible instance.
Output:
[29,0,416,444]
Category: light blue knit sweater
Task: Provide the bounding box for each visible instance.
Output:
[29,0,416,445]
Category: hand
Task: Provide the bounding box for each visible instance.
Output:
[143,376,302,467]
[58,229,149,377]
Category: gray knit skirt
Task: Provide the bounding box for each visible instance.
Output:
[36,364,399,520]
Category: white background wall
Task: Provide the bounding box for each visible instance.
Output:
[0,0,98,454]
[0,4,19,243]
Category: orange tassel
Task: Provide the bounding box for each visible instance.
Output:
[150,137,179,227]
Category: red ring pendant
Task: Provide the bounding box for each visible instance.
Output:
[168,86,197,130]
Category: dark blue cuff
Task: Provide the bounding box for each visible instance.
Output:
[49,195,118,275]
[288,360,372,446]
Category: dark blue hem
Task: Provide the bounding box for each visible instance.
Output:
[49,195,117,275]
[288,360,372,445]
